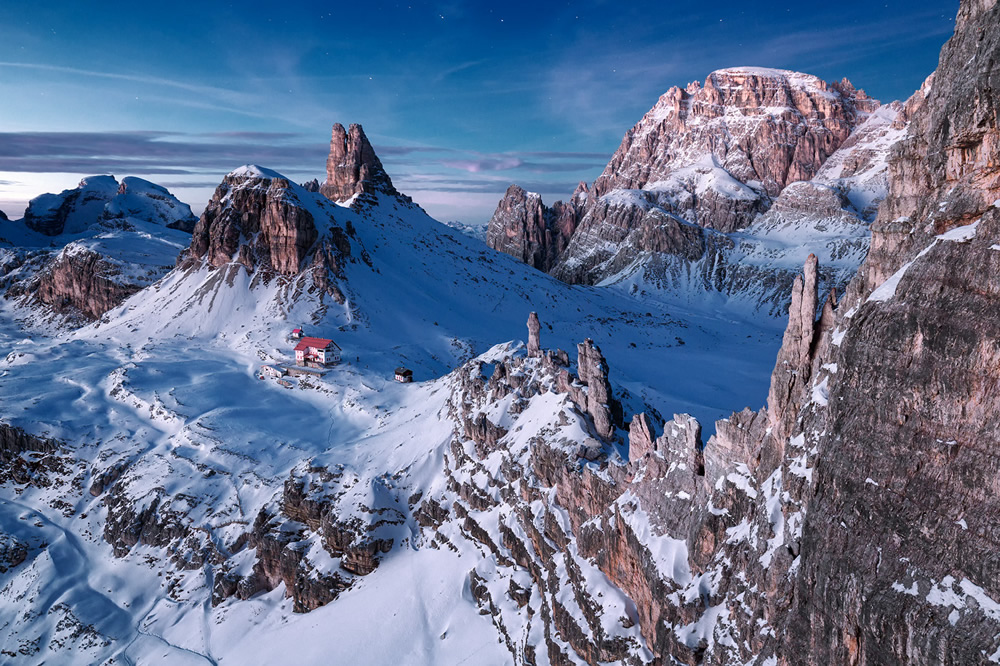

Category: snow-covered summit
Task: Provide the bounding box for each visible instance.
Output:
[227,164,288,181]
[0,175,196,325]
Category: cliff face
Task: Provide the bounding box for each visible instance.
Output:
[318,123,399,203]
[485,183,586,272]
[779,0,1000,662]
[460,3,1000,661]
[188,166,322,275]
[183,164,357,311]
[592,68,876,200]
[1,176,196,323]
[24,247,147,322]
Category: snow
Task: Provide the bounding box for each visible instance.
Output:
[227,164,287,180]
[811,376,830,407]
[938,219,980,242]
[644,156,760,202]
[868,220,980,304]
[617,493,692,585]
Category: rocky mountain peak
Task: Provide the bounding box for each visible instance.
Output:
[187,166,322,274]
[183,165,352,306]
[592,67,876,200]
[319,123,399,202]
[23,175,119,236]
[485,184,582,272]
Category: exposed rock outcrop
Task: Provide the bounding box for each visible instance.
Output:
[2,176,196,323]
[592,68,876,200]
[777,2,1000,662]
[488,68,904,312]
[188,166,319,274]
[26,247,148,322]
[575,338,614,440]
[182,166,353,308]
[319,123,399,202]
[526,311,541,357]
[628,412,656,460]
[485,184,585,272]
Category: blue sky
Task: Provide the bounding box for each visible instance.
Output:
[0,1,958,223]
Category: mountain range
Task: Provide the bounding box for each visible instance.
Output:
[1,0,999,663]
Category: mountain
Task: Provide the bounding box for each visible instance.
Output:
[2,1,999,662]
[0,124,792,663]
[441,219,488,243]
[487,68,909,315]
[0,176,196,324]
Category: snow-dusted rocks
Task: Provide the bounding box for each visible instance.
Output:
[188,166,324,275]
[0,175,196,323]
[592,68,877,200]
[488,67,907,316]
[21,175,196,236]
[22,175,120,236]
[105,177,198,232]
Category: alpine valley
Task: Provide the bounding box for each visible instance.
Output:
[1,1,998,665]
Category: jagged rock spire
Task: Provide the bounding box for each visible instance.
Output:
[766,252,820,444]
[527,312,541,357]
[319,123,398,202]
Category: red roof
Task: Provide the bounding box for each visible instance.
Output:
[294,336,340,352]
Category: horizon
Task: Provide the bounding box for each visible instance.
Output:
[0,1,958,224]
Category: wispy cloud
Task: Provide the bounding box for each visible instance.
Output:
[0,61,250,104]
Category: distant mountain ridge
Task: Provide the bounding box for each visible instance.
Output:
[0,175,195,323]
[487,67,909,314]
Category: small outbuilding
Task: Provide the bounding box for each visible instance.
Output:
[394,367,413,383]
[295,337,341,367]
[260,365,287,379]
[290,328,304,340]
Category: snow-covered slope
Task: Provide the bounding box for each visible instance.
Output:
[0,160,788,664]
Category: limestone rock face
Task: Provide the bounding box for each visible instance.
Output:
[487,67,906,315]
[485,184,583,272]
[319,123,399,202]
[766,253,820,444]
[628,412,656,460]
[577,339,614,439]
[592,68,875,200]
[1,176,196,322]
[188,166,321,275]
[778,2,1000,662]
[526,311,541,357]
[27,248,147,322]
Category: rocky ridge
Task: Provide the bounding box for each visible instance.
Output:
[486,182,588,272]
[488,68,906,313]
[2,9,999,661]
[0,176,196,324]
